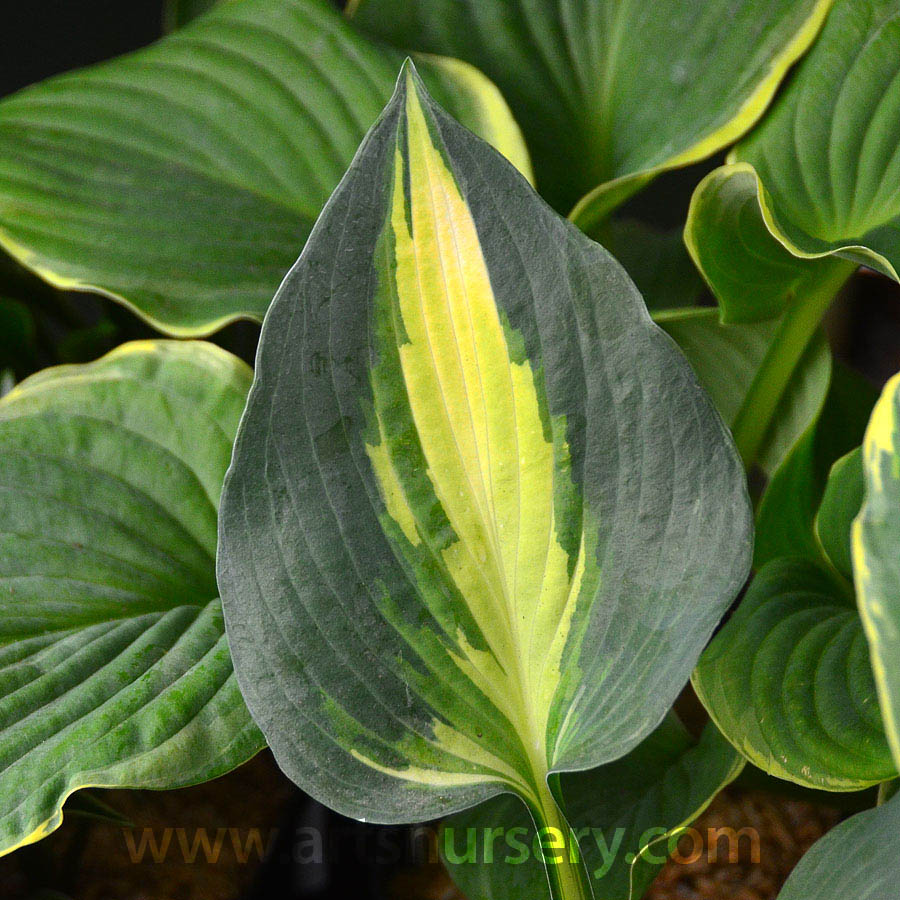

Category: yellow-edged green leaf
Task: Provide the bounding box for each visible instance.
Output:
[350,0,830,221]
[854,373,900,772]
[217,66,752,900]
[442,718,742,900]
[685,0,900,323]
[0,0,529,336]
[0,341,262,856]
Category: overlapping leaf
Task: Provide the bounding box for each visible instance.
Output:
[218,66,751,900]
[0,0,528,335]
[755,365,875,568]
[686,0,900,322]
[350,0,830,221]
[854,373,900,771]
[695,373,893,790]
[442,718,742,900]
[0,341,262,856]
[657,308,830,477]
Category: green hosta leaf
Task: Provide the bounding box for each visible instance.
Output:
[656,308,830,477]
[817,448,863,581]
[442,718,743,900]
[349,0,830,220]
[854,373,900,771]
[755,364,875,569]
[776,791,900,900]
[0,0,529,336]
[218,66,751,900]
[685,0,900,322]
[696,367,888,792]
[0,341,263,856]
[694,557,894,791]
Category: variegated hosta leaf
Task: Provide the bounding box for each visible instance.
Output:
[854,373,900,771]
[349,0,830,221]
[776,791,900,900]
[218,66,751,900]
[0,0,529,336]
[442,718,743,900]
[0,342,263,857]
[685,0,900,323]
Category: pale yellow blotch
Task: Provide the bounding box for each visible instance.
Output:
[350,718,529,794]
[366,74,585,794]
[854,372,900,769]
[366,425,421,547]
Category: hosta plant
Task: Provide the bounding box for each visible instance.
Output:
[3,1,900,899]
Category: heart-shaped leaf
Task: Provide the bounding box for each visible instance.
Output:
[685,0,900,323]
[442,718,743,900]
[0,0,528,336]
[776,791,900,900]
[0,341,263,856]
[217,66,751,900]
[349,0,830,221]
[854,372,900,771]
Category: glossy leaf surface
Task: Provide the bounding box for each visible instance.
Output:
[0,0,528,335]
[218,67,751,899]
[0,342,262,856]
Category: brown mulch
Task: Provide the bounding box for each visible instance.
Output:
[645,790,840,900]
[0,751,294,900]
